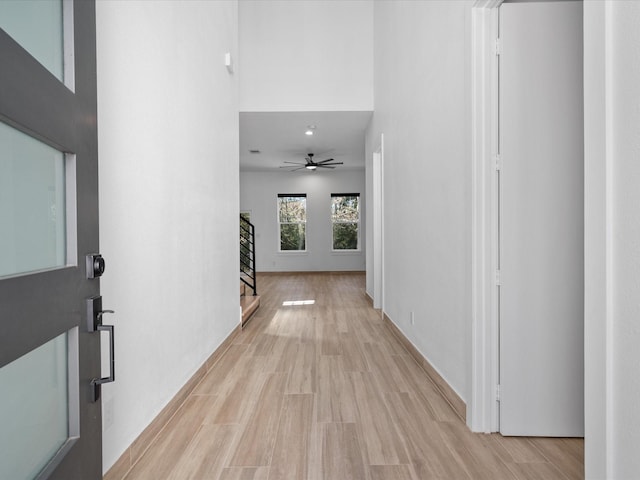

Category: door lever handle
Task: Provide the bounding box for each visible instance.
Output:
[97,310,114,323]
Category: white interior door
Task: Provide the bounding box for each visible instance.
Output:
[499,0,584,437]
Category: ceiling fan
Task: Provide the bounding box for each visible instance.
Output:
[280,153,343,171]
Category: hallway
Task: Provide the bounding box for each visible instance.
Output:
[114,273,583,480]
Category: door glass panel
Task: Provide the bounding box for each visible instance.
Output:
[0,0,64,81]
[0,121,66,278]
[0,332,69,480]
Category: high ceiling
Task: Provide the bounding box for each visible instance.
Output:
[239,111,373,172]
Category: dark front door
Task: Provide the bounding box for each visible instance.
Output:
[0,1,104,478]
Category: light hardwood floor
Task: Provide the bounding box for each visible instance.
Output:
[119,272,583,480]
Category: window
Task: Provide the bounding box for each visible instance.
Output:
[278,194,307,251]
[331,193,360,250]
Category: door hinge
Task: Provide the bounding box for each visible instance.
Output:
[495,154,502,171]
[496,384,501,402]
[495,269,501,286]
[495,38,503,56]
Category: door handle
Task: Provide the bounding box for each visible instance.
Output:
[86,296,115,402]
[91,319,115,402]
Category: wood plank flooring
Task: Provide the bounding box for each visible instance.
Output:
[120,272,583,480]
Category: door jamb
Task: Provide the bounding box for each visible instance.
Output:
[470,0,503,433]
[372,135,384,311]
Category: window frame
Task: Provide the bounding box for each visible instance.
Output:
[277,194,308,253]
[330,193,361,252]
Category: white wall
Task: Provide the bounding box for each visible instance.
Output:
[240,170,365,272]
[96,1,239,473]
[366,1,472,402]
[239,0,373,112]
[585,2,640,478]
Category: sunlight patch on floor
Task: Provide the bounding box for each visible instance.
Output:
[282,300,316,306]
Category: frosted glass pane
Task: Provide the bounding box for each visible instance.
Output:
[0,333,69,480]
[0,0,64,81]
[0,121,66,277]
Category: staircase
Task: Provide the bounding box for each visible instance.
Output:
[240,214,259,326]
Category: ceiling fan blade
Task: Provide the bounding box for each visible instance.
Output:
[291,166,306,171]
[316,165,336,169]
[316,158,335,164]
[318,162,343,166]
[283,161,304,165]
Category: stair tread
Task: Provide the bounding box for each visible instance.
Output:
[240,295,260,327]
[240,295,260,310]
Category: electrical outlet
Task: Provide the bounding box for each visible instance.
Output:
[410,311,415,325]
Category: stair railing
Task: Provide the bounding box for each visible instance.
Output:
[240,214,257,296]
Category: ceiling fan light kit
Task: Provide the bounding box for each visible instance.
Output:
[280,153,344,172]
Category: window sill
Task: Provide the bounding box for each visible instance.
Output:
[331,249,362,254]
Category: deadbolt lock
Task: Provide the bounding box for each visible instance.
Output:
[86,253,105,279]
